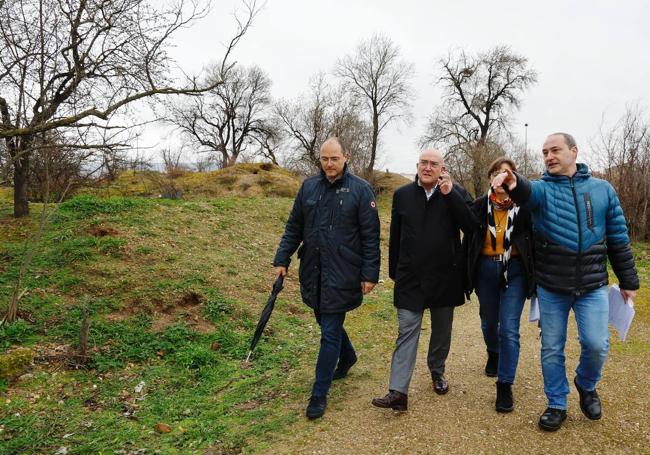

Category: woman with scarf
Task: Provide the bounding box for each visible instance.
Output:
[466,157,535,413]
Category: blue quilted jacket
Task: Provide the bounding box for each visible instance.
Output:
[510,163,639,295]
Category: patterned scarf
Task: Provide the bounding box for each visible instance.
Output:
[487,189,520,287]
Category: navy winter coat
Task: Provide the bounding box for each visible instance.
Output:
[273,167,380,313]
[509,164,639,295]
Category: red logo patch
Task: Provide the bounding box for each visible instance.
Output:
[370,200,376,208]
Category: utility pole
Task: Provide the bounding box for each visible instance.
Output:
[524,123,529,152]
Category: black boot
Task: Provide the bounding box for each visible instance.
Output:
[538,407,567,431]
[495,381,513,413]
[332,356,357,380]
[485,351,498,377]
[574,377,602,420]
[306,395,327,419]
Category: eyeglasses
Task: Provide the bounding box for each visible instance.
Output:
[418,160,442,169]
[319,156,342,164]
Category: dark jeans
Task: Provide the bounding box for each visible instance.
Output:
[474,256,527,384]
[311,312,357,397]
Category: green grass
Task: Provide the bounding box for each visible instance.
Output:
[0,193,314,453]
[1,190,649,453]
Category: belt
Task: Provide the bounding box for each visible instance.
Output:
[482,254,504,261]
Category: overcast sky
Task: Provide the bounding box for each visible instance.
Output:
[149,0,650,174]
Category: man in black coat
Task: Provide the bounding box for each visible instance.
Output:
[273,137,380,419]
[372,149,476,411]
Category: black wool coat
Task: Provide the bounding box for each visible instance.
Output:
[464,195,536,298]
[389,182,476,311]
[273,167,380,314]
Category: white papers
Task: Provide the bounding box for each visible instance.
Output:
[608,284,635,341]
[529,295,539,322]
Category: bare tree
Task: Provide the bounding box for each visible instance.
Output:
[275,73,372,175]
[252,119,283,166]
[192,153,217,172]
[507,139,544,179]
[160,147,186,175]
[336,34,414,175]
[0,138,10,185]
[170,64,272,169]
[274,74,332,173]
[29,132,90,202]
[593,105,650,240]
[421,45,537,195]
[127,150,153,173]
[0,0,258,217]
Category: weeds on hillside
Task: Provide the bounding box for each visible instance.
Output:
[0,194,313,453]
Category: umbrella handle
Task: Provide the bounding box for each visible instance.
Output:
[273,274,284,293]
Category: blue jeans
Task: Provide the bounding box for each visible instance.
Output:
[537,285,609,410]
[474,256,527,384]
[311,312,357,397]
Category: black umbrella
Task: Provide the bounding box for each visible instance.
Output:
[245,275,285,362]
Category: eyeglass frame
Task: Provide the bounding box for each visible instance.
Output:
[417,159,443,169]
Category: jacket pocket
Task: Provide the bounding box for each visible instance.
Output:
[304,199,317,227]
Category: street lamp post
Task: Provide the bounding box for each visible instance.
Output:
[524,123,529,152]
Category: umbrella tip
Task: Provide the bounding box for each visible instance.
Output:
[245,351,252,363]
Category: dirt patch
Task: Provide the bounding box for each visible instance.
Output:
[233,391,280,411]
[89,225,119,237]
[162,291,201,313]
[151,307,215,334]
[155,292,214,334]
[106,292,215,334]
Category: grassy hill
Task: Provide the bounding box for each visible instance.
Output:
[0,164,400,454]
[0,166,648,453]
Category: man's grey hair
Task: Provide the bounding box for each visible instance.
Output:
[321,136,350,155]
[550,132,577,149]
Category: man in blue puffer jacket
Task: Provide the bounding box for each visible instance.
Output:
[493,132,639,431]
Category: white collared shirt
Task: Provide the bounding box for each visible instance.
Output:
[418,180,438,200]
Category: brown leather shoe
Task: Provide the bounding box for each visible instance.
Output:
[371,390,408,411]
[433,376,449,395]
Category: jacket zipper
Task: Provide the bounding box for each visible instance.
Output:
[569,176,583,294]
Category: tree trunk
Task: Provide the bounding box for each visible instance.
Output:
[13,144,30,217]
[367,113,379,176]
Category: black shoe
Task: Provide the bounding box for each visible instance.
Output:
[574,377,602,420]
[485,351,498,377]
[371,390,408,411]
[538,407,567,431]
[432,376,449,395]
[306,395,327,419]
[495,381,513,413]
[332,357,357,380]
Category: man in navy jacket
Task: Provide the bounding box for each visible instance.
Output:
[273,137,380,419]
[494,133,639,431]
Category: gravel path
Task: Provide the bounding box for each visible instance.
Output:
[265,293,650,454]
